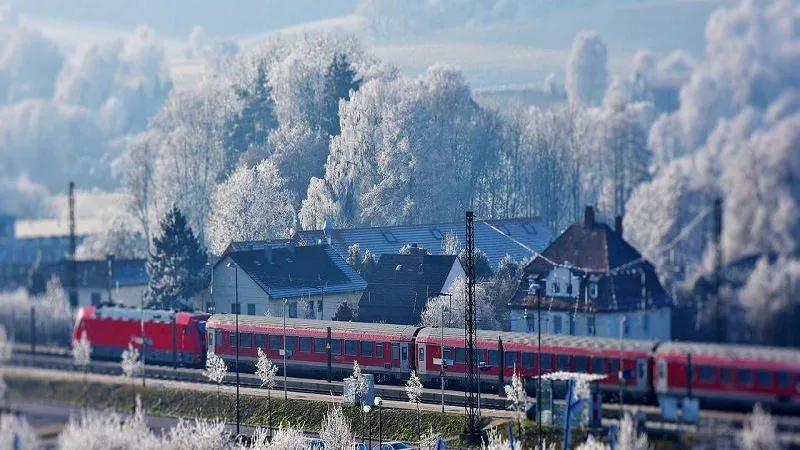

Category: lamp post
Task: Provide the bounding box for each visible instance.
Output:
[440,306,448,413]
[227,262,241,437]
[619,315,626,419]
[362,404,371,446]
[374,396,383,449]
[283,298,288,400]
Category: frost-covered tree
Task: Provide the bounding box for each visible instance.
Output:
[565,31,608,108]
[441,232,461,255]
[76,214,147,260]
[405,370,423,442]
[741,405,780,450]
[225,62,278,170]
[204,351,228,419]
[332,302,356,322]
[458,248,493,280]
[246,426,305,450]
[419,427,441,450]
[72,330,92,407]
[205,159,296,255]
[147,206,208,309]
[420,277,496,329]
[321,52,361,138]
[616,413,650,450]
[0,414,39,450]
[343,361,368,405]
[163,418,229,450]
[255,347,278,434]
[121,131,161,246]
[504,371,526,443]
[268,122,328,205]
[58,396,160,450]
[0,326,11,410]
[120,342,142,407]
[319,405,353,450]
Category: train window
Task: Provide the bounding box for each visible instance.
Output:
[574,356,588,373]
[286,336,297,352]
[609,359,619,377]
[392,343,400,360]
[240,333,253,348]
[720,367,733,384]
[314,338,326,353]
[299,337,312,353]
[444,347,452,361]
[540,353,553,370]
[255,334,266,350]
[522,353,535,370]
[557,355,570,371]
[505,351,517,368]
[757,370,772,388]
[488,350,499,366]
[214,330,223,349]
[592,357,605,374]
[376,342,384,358]
[230,332,238,347]
[777,372,791,388]
[738,369,753,385]
[699,366,714,382]
[344,340,357,356]
[362,341,374,357]
[270,335,281,350]
[331,340,341,355]
[419,347,425,362]
[456,348,466,364]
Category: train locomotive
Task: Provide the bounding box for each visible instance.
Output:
[73,306,210,367]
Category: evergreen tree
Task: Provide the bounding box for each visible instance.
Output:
[321,53,361,138]
[332,302,356,321]
[225,63,278,170]
[458,248,493,281]
[147,206,208,310]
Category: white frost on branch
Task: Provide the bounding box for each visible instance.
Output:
[255,347,278,390]
[120,343,142,379]
[565,31,608,108]
[405,370,423,404]
[319,405,353,450]
[343,360,368,404]
[741,405,780,450]
[204,351,227,385]
[0,414,39,450]
[503,371,527,425]
[72,330,92,368]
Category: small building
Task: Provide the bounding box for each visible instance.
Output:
[210,241,366,320]
[288,217,553,269]
[37,256,148,308]
[358,244,464,325]
[507,207,672,340]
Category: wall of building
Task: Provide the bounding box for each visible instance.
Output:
[211,256,362,320]
[509,306,671,340]
[74,285,147,308]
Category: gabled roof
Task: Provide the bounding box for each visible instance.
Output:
[40,258,148,289]
[358,247,461,325]
[220,243,366,298]
[295,217,552,269]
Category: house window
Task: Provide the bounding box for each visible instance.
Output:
[247,304,256,315]
[307,301,315,318]
[91,292,101,306]
[589,282,598,299]
[526,314,535,333]
[643,314,650,334]
[569,314,575,335]
[587,316,596,336]
[232,303,241,314]
[622,315,630,336]
[553,282,560,294]
[317,301,323,313]
[553,316,562,334]
[288,302,297,318]
[206,302,216,313]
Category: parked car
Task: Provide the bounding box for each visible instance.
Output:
[354,443,368,450]
[304,438,325,450]
[373,441,411,450]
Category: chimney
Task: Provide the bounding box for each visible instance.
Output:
[614,216,623,236]
[323,219,333,246]
[584,206,595,228]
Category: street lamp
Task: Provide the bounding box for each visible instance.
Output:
[362,404,371,446]
[374,396,383,449]
[227,262,241,437]
[283,298,289,400]
[440,306,449,413]
[619,315,626,418]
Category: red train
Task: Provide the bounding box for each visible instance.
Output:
[73,306,210,367]
[206,314,800,412]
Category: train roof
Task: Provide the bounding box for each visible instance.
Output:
[207,315,421,338]
[89,306,207,324]
[415,327,656,354]
[655,341,800,366]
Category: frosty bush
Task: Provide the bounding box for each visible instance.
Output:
[0,279,72,347]
[0,414,39,450]
[741,405,780,450]
[163,418,229,450]
[319,404,353,450]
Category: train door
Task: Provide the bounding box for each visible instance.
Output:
[400,343,409,372]
[656,359,668,393]
[636,358,648,391]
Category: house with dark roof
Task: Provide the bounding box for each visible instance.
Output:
[358,244,464,325]
[278,217,553,270]
[507,207,672,340]
[211,241,366,320]
[36,256,149,308]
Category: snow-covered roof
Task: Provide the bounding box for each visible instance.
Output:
[14,218,104,239]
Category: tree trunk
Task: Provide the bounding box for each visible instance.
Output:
[268,390,272,441]
[217,384,221,420]
[416,401,421,445]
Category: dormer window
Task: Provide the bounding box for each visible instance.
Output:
[589,282,598,299]
[553,282,560,294]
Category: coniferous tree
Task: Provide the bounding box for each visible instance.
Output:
[225,63,278,170]
[321,53,360,138]
[146,206,208,310]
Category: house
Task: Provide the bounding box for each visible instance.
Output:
[36,256,149,307]
[358,244,464,325]
[507,207,672,340]
[210,241,366,320]
[283,217,553,269]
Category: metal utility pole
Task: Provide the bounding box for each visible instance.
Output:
[283,299,288,400]
[232,264,241,436]
[68,182,77,308]
[461,211,481,444]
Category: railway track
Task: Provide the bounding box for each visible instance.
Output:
[10,346,800,441]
